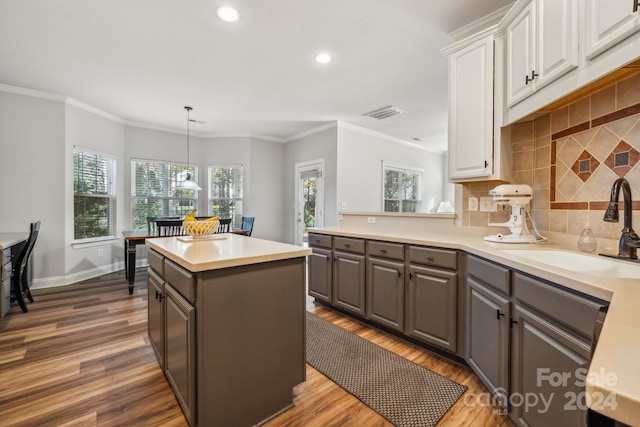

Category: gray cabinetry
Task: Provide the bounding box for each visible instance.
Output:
[366,241,405,332]
[1,248,12,318]
[406,246,458,353]
[164,283,196,426]
[333,237,366,316]
[466,254,608,426]
[467,275,511,406]
[308,234,332,304]
[147,268,165,369]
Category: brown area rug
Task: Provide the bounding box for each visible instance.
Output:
[306,312,466,427]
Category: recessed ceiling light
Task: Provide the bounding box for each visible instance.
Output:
[217,6,239,22]
[314,53,332,64]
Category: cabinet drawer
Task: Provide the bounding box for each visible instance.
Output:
[164,259,195,304]
[2,247,11,261]
[148,249,164,278]
[334,237,365,254]
[308,233,332,249]
[513,272,606,339]
[467,255,510,295]
[409,246,457,270]
[368,241,404,261]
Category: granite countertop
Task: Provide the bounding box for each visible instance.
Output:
[308,225,640,425]
[0,233,29,250]
[146,233,311,272]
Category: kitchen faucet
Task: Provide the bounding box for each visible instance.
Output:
[603,177,640,259]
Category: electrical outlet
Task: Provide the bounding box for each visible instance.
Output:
[367,217,376,224]
[480,197,498,212]
[97,248,104,257]
[468,197,478,211]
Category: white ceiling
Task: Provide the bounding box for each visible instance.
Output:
[0,0,514,152]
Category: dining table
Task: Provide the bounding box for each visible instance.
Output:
[122,228,250,294]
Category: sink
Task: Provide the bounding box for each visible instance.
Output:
[499,249,640,278]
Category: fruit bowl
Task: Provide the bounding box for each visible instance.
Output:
[183,220,219,238]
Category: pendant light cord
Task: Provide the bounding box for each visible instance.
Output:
[185,106,192,169]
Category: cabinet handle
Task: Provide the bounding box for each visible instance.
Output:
[397,271,402,278]
[155,290,160,300]
[484,160,489,168]
[635,0,639,13]
[344,243,350,248]
[158,294,164,302]
[510,318,518,327]
[496,309,504,320]
[326,256,330,262]
[525,70,539,85]
[425,256,434,262]
[380,249,387,254]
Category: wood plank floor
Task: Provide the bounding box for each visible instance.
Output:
[0,269,513,427]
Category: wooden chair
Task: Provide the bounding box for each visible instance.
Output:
[216,218,232,233]
[241,216,255,237]
[11,221,41,313]
[156,219,185,236]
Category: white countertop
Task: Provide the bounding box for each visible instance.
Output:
[0,233,28,250]
[146,234,311,272]
[308,225,640,425]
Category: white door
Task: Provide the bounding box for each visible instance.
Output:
[295,160,324,246]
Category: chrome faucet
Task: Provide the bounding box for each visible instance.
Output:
[603,177,640,259]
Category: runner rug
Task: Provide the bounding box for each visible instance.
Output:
[305,312,467,427]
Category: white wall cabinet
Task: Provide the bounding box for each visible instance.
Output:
[584,0,640,60]
[444,28,510,182]
[506,0,579,107]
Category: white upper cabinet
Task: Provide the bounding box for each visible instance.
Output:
[506,0,579,107]
[584,0,640,60]
[444,29,510,182]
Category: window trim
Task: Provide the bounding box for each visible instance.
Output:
[381,161,423,213]
[73,146,117,243]
[207,164,244,227]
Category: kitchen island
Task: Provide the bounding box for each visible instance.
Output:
[146,234,311,427]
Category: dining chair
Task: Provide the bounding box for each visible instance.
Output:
[11,221,41,313]
[147,216,157,234]
[241,216,255,237]
[217,218,232,233]
[156,219,185,236]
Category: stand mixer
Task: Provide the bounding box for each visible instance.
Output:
[483,184,537,243]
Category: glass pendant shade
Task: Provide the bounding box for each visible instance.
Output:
[176,106,201,191]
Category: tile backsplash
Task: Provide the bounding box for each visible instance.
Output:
[462,71,640,242]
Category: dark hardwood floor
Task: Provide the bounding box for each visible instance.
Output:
[0,268,512,426]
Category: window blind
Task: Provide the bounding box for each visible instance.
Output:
[209,165,243,229]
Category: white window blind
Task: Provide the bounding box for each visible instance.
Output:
[209,165,243,229]
[73,147,117,240]
[382,162,422,213]
[131,159,197,231]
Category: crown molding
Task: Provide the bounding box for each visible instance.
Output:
[447,3,513,42]
[284,122,337,142]
[0,82,67,102]
[66,98,124,123]
[336,121,442,153]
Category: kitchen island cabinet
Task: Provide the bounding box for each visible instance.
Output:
[146,235,311,427]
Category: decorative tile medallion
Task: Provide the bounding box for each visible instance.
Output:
[571,150,599,182]
[604,140,640,178]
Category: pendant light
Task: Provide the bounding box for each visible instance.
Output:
[176,106,201,191]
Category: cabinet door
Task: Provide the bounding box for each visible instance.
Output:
[165,284,196,426]
[536,0,578,89]
[585,0,640,60]
[467,278,510,407]
[333,251,366,316]
[511,305,591,427]
[448,34,494,180]
[406,265,457,352]
[366,257,404,332]
[147,268,165,368]
[308,248,332,304]
[506,2,536,106]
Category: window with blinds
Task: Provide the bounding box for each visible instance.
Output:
[131,159,198,231]
[73,147,117,240]
[382,162,422,213]
[209,165,243,229]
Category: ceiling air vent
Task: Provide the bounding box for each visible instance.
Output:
[363,105,407,120]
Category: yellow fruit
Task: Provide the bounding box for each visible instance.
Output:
[204,216,219,222]
[184,209,197,221]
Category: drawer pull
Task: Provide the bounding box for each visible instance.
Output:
[425,256,434,262]
[380,249,387,253]
[344,243,350,248]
